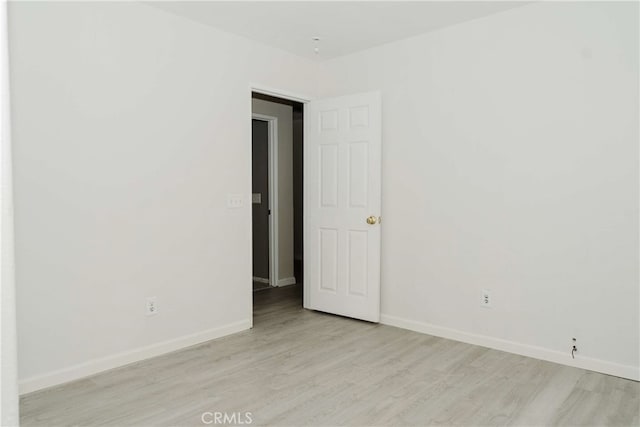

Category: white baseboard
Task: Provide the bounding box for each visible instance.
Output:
[276,277,296,287]
[19,319,251,395]
[380,314,639,381]
[253,277,295,287]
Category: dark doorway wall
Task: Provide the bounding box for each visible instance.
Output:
[292,105,303,285]
[252,119,269,281]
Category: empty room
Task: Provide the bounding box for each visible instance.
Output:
[0,1,638,426]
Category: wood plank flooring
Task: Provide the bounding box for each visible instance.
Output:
[21,285,640,426]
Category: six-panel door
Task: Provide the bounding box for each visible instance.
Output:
[304,91,381,322]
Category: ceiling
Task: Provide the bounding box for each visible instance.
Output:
[148,1,528,61]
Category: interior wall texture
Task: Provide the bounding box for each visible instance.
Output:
[251,98,295,284]
[7,0,639,391]
[317,1,639,377]
[8,1,316,390]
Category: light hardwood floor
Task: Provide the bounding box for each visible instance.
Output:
[21,285,639,426]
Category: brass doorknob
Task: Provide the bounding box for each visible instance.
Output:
[366,216,378,225]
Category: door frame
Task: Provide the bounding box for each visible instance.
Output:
[252,113,279,290]
[249,85,311,326]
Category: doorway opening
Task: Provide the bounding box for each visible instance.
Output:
[251,92,304,319]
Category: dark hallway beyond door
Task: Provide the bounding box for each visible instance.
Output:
[252,119,270,290]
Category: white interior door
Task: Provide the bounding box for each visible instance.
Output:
[304,91,382,322]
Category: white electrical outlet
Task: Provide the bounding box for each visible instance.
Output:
[146,297,158,316]
[481,289,492,308]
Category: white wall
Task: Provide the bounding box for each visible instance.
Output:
[9,1,316,392]
[1,0,19,422]
[252,99,295,284]
[318,2,639,379]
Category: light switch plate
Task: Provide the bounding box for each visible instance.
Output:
[227,194,244,209]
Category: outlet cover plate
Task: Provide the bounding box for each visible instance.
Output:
[481,289,492,308]
[146,297,158,316]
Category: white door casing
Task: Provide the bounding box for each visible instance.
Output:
[304,91,382,322]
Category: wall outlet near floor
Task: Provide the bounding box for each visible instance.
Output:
[481,289,492,308]
[146,297,158,316]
